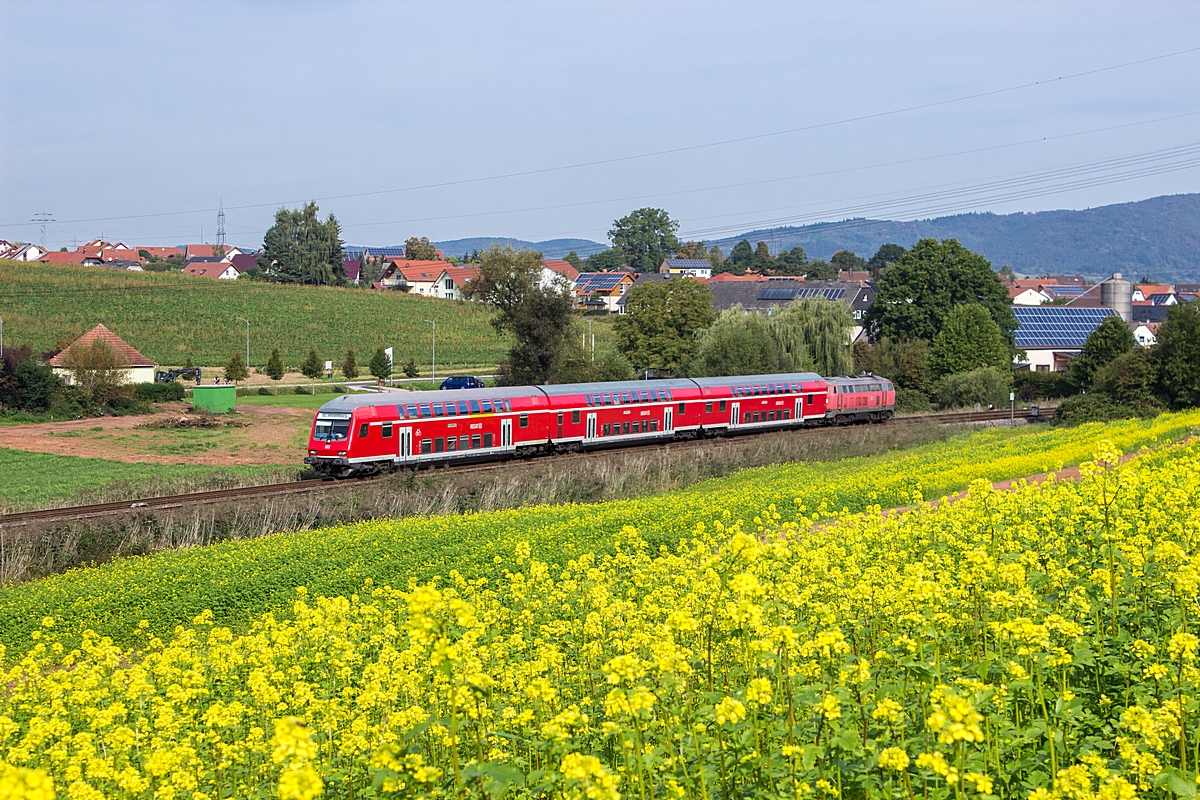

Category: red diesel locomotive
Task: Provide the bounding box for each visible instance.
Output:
[305,372,894,478]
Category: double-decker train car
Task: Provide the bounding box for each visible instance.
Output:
[305,372,891,477]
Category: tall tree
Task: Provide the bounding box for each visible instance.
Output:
[1154,301,1200,410]
[608,208,681,273]
[265,348,285,382]
[852,337,931,392]
[1067,315,1136,389]
[753,242,774,272]
[727,240,754,274]
[684,308,792,377]
[866,243,906,277]
[61,339,129,403]
[368,347,391,383]
[583,249,625,272]
[864,238,1016,344]
[707,244,725,267]
[804,260,837,281]
[223,351,248,384]
[562,251,582,269]
[676,241,710,260]
[465,245,576,384]
[259,202,346,285]
[615,278,715,372]
[341,349,359,380]
[774,246,809,276]
[300,347,323,380]
[927,304,1011,378]
[830,250,867,274]
[770,299,854,377]
[404,236,438,260]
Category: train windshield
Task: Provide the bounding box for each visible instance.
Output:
[314,415,351,441]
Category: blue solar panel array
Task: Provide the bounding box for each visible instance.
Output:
[1014,306,1117,348]
[576,273,627,292]
[1046,285,1089,297]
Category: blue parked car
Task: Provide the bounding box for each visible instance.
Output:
[440,375,484,390]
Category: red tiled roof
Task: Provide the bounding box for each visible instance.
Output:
[138,246,184,260]
[441,266,478,287]
[385,260,448,282]
[185,244,228,260]
[184,261,238,279]
[48,324,156,368]
[38,251,89,264]
[543,259,580,282]
[706,272,765,282]
[103,248,140,263]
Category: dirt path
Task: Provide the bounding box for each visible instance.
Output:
[0,403,312,466]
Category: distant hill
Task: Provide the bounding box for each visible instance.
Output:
[433,237,607,259]
[710,194,1200,282]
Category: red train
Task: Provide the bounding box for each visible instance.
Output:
[305,372,895,478]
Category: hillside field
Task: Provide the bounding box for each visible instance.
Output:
[2,412,1199,798]
[0,260,512,370]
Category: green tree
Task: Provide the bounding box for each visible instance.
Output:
[259,202,346,285]
[830,250,867,274]
[864,238,1016,344]
[866,243,906,277]
[563,251,582,270]
[402,358,419,379]
[1067,315,1136,389]
[583,249,625,272]
[935,366,1011,409]
[683,307,791,377]
[852,337,930,392]
[927,304,1011,378]
[1093,348,1159,408]
[770,299,854,377]
[300,347,323,380]
[676,241,709,260]
[615,278,715,372]
[753,241,774,272]
[727,240,754,274]
[341,349,359,380]
[223,351,248,384]
[608,208,681,273]
[707,244,725,267]
[1155,301,1200,410]
[404,236,438,260]
[359,257,383,288]
[368,347,391,383]
[0,344,60,412]
[804,260,837,281]
[773,246,809,276]
[265,348,285,382]
[465,245,576,384]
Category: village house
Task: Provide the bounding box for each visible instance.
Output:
[574,271,635,313]
[48,324,158,385]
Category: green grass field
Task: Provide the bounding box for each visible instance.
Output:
[0,447,288,509]
[0,260,511,369]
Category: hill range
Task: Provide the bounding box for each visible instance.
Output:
[416,194,1200,281]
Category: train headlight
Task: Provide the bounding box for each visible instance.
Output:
[308,450,317,455]
[338,451,347,456]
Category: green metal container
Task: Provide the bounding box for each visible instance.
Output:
[192,385,237,413]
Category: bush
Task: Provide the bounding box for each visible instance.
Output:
[258,387,271,396]
[1013,370,1075,402]
[1052,393,1150,426]
[133,382,186,403]
[294,385,313,395]
[935,366,1011,409]
[894,388,931,413]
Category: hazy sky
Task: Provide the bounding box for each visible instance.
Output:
[2,1,1199,250]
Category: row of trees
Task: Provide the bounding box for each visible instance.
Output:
[222,346,422,386]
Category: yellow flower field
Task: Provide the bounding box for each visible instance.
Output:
[2,414,1200,798]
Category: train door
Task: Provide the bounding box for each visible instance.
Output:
[664,407,673,433]
[556,411,564,439]
[501,418,513,450]
[398,427,412,461]
[586,413,597,440]
[730,402,741,428]
[794,398,802,421]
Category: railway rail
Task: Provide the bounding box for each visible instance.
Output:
[0,406,1051,528]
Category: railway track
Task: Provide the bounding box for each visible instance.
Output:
[0,406,1051,528]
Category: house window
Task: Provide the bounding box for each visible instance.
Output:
[444,278,453,290]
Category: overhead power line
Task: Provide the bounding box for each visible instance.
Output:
[3,44,1198,231]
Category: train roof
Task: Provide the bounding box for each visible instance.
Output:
[826,373,893,384]
[687,372,822,387]
[317,385,538,414]
[536,378,698,397]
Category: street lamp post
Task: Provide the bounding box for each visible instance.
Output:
[423,319,436,380]
[236,317,250,387]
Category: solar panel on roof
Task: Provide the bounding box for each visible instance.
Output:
[758,286,800,301]
[1013,306,1116,348]
[1048,285,1089,296]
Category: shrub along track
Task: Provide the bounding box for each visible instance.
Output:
[0,407,1048,530]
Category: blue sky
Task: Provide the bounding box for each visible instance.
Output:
[1,1,1198,250]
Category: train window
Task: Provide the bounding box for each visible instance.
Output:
[358,424,369,439]
[870,385,880,392]
[769,411,777,421]
[807,394,814,404]
[602,393,611,405]
[484,433,494,447]
[678,402,686,414]
[457,401,470,414]
[705,402,713,413]
[481,400,493,413]
[631,420,640,433]
[754,412,762,422]
[421,438,432,454]
[504,400,512,412]
[447,436,457,451]
[469,400,481,414]
[572,410,580,424]
[622,422,630,435]
[650,420,659,431]
[431,403,443,416]
[636,391,645,402]
[557,411,564,424]
[419,403,431,416]
[471,434,480,449]
[719,400,727,412]
[445,403,457,416]
[783,410,791,420]
[603,423,612,436]
[519,414,529,428]
[406,404,418,418]
[382,423,393,438]
[435,438,445,453]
